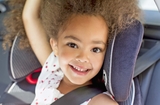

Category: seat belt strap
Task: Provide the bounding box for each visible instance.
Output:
[51,84,106,105]
[134,41,160,77]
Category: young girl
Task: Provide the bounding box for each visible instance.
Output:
[3,0,141,104]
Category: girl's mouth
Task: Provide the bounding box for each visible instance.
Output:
[69,64,90,75]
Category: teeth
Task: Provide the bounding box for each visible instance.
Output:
[73,66,87,72]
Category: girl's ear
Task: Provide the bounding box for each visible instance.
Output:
[50,38,58,56]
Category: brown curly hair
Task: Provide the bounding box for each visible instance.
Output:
[2,0,141,49]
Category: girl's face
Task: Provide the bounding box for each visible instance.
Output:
[50,15,108,86]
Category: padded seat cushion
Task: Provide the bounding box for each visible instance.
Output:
[103,21,144,101]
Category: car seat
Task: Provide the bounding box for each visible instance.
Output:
[0,18,145,105]
[103,20,143,105]
[0,35,41,104]
[135,24,160,105]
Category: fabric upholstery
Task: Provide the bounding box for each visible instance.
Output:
[103,21,144,101]
[9,36,41,81]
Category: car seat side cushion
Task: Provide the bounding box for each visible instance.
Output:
[103,21,144,101]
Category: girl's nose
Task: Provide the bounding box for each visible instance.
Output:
[76,51,89,63]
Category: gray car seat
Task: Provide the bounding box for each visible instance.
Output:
[136,24,160,105]
[0,19,144,105]
[103,20,143,105]
[0,35,41,104]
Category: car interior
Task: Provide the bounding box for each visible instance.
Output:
[0,0,160,105]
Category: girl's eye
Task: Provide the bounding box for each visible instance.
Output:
[91,48,102,53]
[67,43,78,48]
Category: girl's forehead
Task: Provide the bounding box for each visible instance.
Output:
[59,14,108,35]
[68,14,107,26]
[58,14,108,43]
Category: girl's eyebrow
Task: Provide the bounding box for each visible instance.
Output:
[64,35,81,42]
[91,40,106,46]
[64,35,106,46]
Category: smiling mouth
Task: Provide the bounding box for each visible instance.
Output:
[69,64,90,75]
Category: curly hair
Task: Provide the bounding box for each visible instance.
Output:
[3,0,27,49]
[2,0,141,49]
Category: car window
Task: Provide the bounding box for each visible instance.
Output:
[139,0,159,11]
[139,0,160,25]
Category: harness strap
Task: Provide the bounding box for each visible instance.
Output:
[134,41,160,77]
[51,84,106,105]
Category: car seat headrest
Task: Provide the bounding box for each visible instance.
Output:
[9,35,41,81]
[103,20,144,101]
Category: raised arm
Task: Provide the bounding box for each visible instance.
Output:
[22,0,52,65]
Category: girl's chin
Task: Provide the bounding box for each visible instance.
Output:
[69,78,92,86]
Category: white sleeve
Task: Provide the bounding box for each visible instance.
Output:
[31,52,64,105]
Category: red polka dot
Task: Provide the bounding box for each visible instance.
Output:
[44,99,47,101]
[36,102,38,105]
[46,66,48,68]
[54,98,58,100]
[53,65,56,67]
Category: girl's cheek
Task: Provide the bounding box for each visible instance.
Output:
[59,48,76,61]
[91,55,104,69]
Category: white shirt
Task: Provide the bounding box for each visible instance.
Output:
[31,52,113,105]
